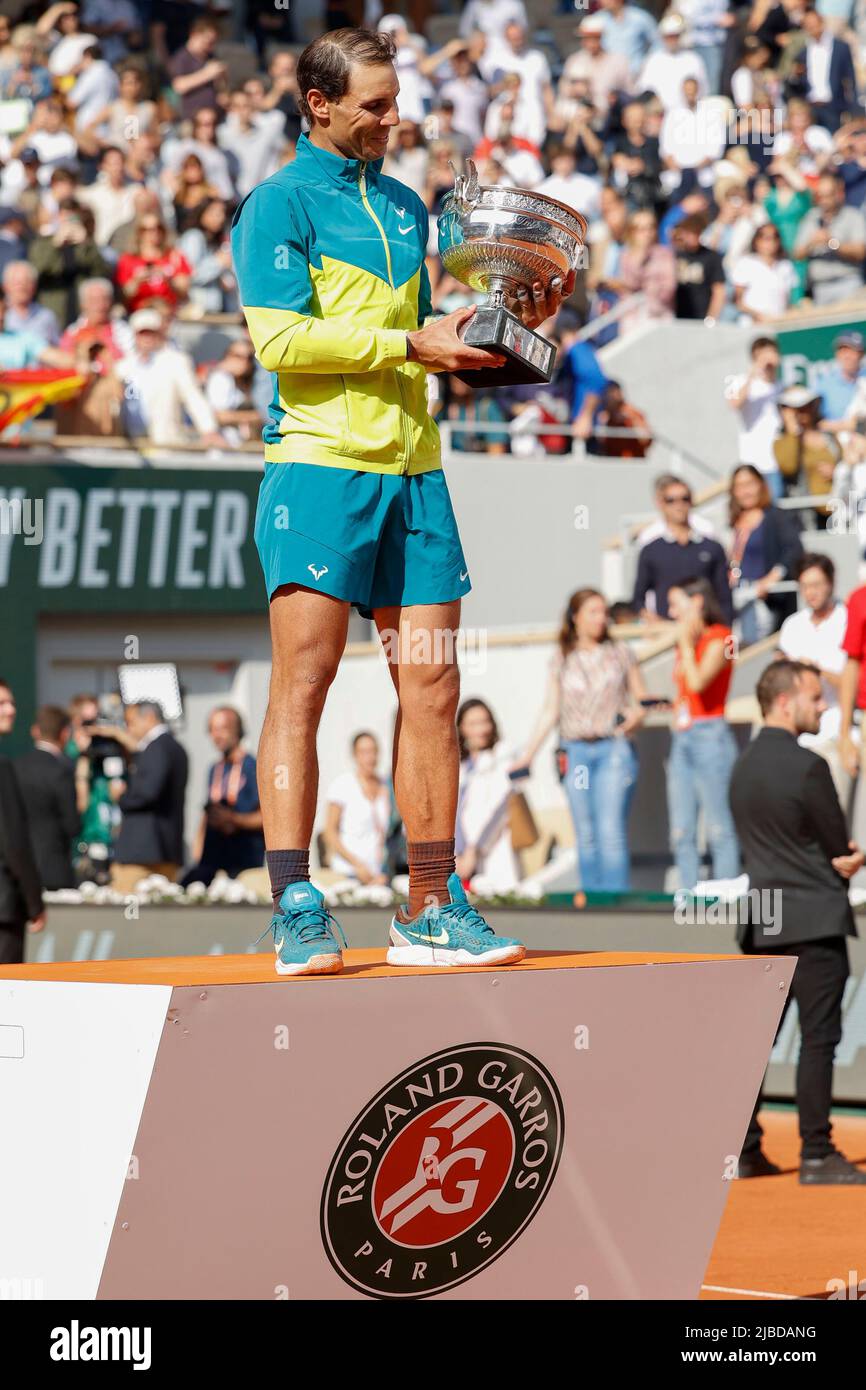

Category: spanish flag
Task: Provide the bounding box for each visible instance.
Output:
[0,368,88,436]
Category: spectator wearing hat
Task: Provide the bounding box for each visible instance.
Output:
[560,17,631,117]
[793,172,866,306]
[594,0,659,77]
[2,260,59,344]
[817,330,866,431]
[774,385,841,524]
[117,308,226,449]
[638,13,708,113]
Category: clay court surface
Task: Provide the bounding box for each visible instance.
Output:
[702,1110,866,1301]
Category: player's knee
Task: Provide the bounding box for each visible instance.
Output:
[270,657,339,715]
[400,662,460,725]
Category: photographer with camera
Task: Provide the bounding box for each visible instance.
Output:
[65,692,128,883]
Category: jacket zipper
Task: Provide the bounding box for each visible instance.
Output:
[358,161,411,474]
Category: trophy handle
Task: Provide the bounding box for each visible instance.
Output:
[449,157,480,212]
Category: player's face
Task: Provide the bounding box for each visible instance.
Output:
[328,62,401,163]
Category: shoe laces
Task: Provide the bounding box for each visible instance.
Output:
[256,905,348,949]
[430,899,493,935]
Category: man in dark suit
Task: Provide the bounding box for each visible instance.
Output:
[729,659,866,1185]
[110,702,188,895]
[0,678,45,963]
[788,7,859,131]
[14,705,79,891]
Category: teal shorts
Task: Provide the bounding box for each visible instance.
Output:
[254,462,471,618]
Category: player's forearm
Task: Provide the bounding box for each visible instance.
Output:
[243,307,408,374]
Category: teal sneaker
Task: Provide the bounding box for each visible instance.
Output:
[268,880,346,977]
[386,873,525,968]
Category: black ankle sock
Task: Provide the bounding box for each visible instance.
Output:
[267,849,310,908]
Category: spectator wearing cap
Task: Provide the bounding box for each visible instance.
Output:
[67,38,118,132]
[793,172,866,306]
[816,330,866,430]
[29,198,110,329]
[9,96,77,177]
[2,260,59,344]
[167,16,226,122]
[0,208,29,278]
[638,13,708,113]
[594,0,659,78]
[117,308,226,449]
[376,14,430,126]
[0,25,53,104]
[560,17,631,116]
[774,385,841,523]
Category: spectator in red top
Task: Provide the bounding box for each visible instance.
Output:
[666,577,740,890]
[115,215,191,315]
[838,584,866,785]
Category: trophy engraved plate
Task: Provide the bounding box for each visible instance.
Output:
[437,161,588,389]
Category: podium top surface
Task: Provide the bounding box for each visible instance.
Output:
[0,948,770,987]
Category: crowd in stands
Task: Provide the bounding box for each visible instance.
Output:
[1,0,866,452]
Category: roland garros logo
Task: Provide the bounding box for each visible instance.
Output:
[321,1043,564,1298]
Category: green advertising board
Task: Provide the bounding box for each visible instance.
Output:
[777,311,866,384]
[0,463,265,753]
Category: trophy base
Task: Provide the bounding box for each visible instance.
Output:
[456,305,555,388]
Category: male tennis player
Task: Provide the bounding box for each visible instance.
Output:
[231,27,574,975]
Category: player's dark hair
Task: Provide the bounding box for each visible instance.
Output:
[297,27,396,124]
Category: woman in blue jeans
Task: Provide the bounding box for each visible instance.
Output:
[667,578,741,890]
[518,589,649,892]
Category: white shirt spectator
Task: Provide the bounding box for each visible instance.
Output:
[637,48,708,111]
[439,74,489,146]
[77,178,139,246]
[731,254,797,320]
[772,125,833,177]
[118,345,218,446]
[24,128,78,177]
[806,29,833,104]
[727,372,783,475]
[538,170,602,222]
[217,117,284,199]
[481,45,552,149]
[459,0,529,64]
[778,599,847,741]
[636,512,716,546]
[492,143,545,188]
[68,58,119,131]
[660,101,726,174]
[324,771,390,879]
[456,745,521,894]
[205,367,247,448]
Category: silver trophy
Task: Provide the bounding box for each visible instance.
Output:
[437,159,587,388]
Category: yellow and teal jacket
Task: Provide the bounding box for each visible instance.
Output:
[230,132,440,475]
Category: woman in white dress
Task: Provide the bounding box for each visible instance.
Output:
[323,732,391,884]
[454,699,521,894]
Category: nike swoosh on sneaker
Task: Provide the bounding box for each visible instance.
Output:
[274,935,285,952]
[406,923,449,945]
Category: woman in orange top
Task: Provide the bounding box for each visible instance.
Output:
[667,577,741,891]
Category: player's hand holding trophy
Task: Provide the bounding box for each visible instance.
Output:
[436,159,587,388]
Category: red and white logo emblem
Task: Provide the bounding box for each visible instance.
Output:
[321,1044,563,1298]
